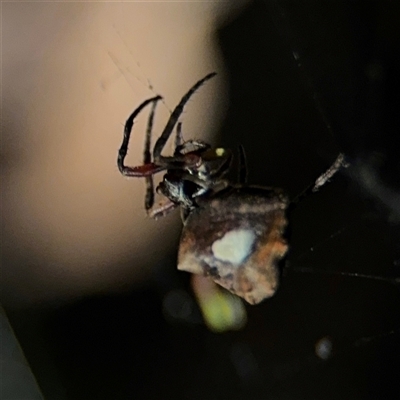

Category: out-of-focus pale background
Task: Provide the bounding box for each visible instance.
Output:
[2,2,400,399]
[2,1,250,306]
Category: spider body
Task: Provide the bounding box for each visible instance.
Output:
[156,141,233,216]
[118,73,346,304]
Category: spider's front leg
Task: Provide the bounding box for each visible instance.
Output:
[152,72,217,168]
[175,122,184,149]
[118,95,163,177]
[143,100,158,212]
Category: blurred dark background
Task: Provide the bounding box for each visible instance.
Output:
[3,1,400,399]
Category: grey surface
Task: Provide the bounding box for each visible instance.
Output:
[0,305,44,400]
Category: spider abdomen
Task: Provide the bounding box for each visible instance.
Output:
[178,186,289,305]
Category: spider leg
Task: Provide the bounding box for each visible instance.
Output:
[144,101,158,210]
[175,122,184,149]
[177,171,230,196]
[152,72,217,165]
[173,124,212,156]
[237,144,248,184]
[291,153,349,206]
[174,140,211,157]
[312,153,349,191]
[118,95,162,176]
[147,197,178,219]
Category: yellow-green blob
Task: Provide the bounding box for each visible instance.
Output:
[197,290,247,333]
[215,148,225,157]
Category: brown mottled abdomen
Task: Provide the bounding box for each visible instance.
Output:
[178,186,289,305]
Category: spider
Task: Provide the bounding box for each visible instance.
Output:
[118,73,347,304]
[118,72,232,220]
